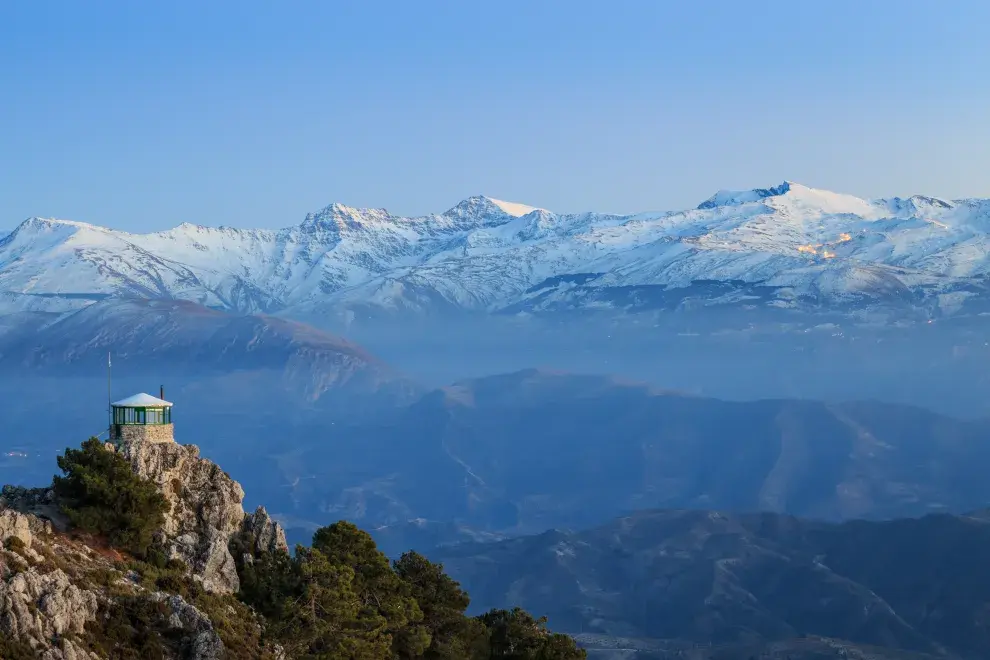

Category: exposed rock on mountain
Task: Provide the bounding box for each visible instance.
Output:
[147,593,225,659]
[240,505,288,557]
[116,437,262,594]
[0,509,99,660]
[0,432,288,658]
[0,499,228,660]
[0,508,36,547]
[0,565,100,659]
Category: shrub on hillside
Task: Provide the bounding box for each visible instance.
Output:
[0,634,38,660]
[53,437,168,558]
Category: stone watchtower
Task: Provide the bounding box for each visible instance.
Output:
[110,391,174,444]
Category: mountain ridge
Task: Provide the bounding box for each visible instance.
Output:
[431,506,990,659]
[254,368,990,556]
[6,183,990,323]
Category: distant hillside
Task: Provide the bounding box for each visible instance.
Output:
[0,297,421,411]
[261,369,990,549]
[432,508,990,659]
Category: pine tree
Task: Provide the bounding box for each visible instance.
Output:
[53,437,167,558]
[393,551,488,659]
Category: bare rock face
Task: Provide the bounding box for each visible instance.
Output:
[0,562,100,660]
[0,509,34,548]
[150,592,225,660]
[118,439,247,594]
[116,438,288,595]
[0,485,64,533]
[0,500,98,659]
[242,505,289,555]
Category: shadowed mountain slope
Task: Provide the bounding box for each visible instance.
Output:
[432,508,990,659]
[261,370,990,551]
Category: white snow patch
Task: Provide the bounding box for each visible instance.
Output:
[488,198,544,217]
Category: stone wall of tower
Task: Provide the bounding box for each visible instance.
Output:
[111,423,174,444]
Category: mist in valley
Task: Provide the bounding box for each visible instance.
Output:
[5,310,990,560]
[324,312,990,419]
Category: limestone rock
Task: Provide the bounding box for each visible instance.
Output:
[0,434,286,659]
[0,563,100,657]
[118,438,246,594]
[40,638,102,660]
[242,505,289,555]
[0,485,63,533]
[0,509,34,548]
[150,592,225,659]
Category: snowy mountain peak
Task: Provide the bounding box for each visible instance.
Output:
[3,217,111,248]
[300,202,393,233]
[3,182,990,323]
[437,196,548,234]
[697,182,794,209]
[487,198,545,218]
[439,196,518,229]
[696,181,880,218]
[13,216,102,233]
[883,195,956,215]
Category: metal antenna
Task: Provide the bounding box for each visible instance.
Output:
[107,351,112,440]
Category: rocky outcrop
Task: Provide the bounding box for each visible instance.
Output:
[242,505,289,555]
[0,485,64,534]
[0,509,34,548]
[117,438,247,594]
[0,436,287,659]
[150,592,224,660]
[0,560,101,659]
[115,437,288,595]
[0,550,227,660]
[0,496,99,659]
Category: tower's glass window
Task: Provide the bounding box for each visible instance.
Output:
[112,405,171,424]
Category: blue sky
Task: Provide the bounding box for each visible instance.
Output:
[2,1,988,231]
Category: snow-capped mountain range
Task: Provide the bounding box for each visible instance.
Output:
[4,181,990,324]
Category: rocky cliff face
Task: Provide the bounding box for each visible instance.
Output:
[115,437,288,595]
[0,506,100,659]
[0,507,233,659]
[0,438,288,658]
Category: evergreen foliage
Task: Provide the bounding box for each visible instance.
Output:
[236,540,299,620]
[480,608,586,659]
[53,437,168,558]
[393,551,488,659]
[312,522,427,655]
[235,527,585,660]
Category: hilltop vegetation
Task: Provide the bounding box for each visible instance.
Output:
[53,438,168,558]
[0,437,585,659]
[232,521,584,659]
